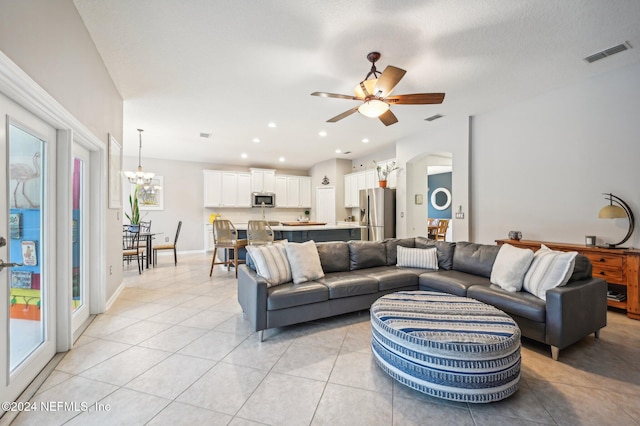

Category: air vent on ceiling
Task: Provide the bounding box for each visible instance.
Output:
[425,114,443,122]
[200,132,212,138]
[584,41,632,63]
[343,151,352,154]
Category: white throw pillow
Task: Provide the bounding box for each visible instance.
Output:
[396,246,438,270]
[490,243,534,292]
[523,244,577,300]
[285,240,325,284]
[245,242,291,287]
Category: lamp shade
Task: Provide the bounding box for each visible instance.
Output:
[598,193,635,248]
[358,99,390,118]
[598,204,627,219]
[354,79,378,98]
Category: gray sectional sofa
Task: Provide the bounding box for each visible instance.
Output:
[237,238,607,359]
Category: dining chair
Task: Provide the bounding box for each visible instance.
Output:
[153,221,182,266]
[122,227,144,274]
[435,219,449,241]
[138,220,152,249]
[209,219,248,278]
[247,220,274,245]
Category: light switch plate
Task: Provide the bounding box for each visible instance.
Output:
[455,212,464,219]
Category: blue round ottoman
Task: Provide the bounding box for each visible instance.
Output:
[371,291,521,403]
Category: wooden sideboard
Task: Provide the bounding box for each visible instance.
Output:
[496,239,640,320]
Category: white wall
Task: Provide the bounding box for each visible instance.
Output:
[471,61,640,247]
[396,116,470,241]
[0,0,124,302]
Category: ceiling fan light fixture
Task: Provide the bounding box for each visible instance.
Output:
[354,79,377,98]
[358,99,389,118]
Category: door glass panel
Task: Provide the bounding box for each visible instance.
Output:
[8,123,45,372]
[72,157,82,312]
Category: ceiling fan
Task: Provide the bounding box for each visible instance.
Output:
[311,52,445,126]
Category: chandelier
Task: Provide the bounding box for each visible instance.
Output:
[124,129,155,188]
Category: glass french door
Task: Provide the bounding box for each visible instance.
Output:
[71,145,90,333]
[1,93,57,405]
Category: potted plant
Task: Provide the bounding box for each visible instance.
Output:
[374,161,399,188]
[125,186,140,231]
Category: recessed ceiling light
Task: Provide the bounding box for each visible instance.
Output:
[241,153,248,159]
[252,138,260,143]
[268,122,277,128]
[279,156,285,162]
[319,131,327,137]
[335,149,342,153]
[362,138,369,143]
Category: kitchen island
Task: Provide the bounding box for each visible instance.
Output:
[204,222,364,254]
[234,222,364,243]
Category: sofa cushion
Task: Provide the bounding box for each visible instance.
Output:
[523,244,577,300]
[569,254,592,282]
[490,244,534,292]
[285,240,324,284]
[415,237,456,270]
[315,272,379,299]
[245,243,291,287]
[348,241,387,270]
[467,284,546,323]
[353,266,420,291]
[453,242,500,278]
[316,241,350,273]
[418,270,491,297]
[383,238,415,265]
[397,246,439,270]
[267,281,329,310]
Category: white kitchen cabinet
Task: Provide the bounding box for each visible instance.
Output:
[365,170,376,189]
[344,173,360,207]
[356,171,366,192]
[250,168,276,193]
[203,170,252,207]
[300,176,311,208]
[236,173,251,207]
[275,175,288,207]
[274,175,311,208]
[287,176,300,207]
[203,170,222,207]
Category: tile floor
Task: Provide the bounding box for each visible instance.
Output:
[10,253,640,425]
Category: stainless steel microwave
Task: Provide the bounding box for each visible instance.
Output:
[252,192,276,207]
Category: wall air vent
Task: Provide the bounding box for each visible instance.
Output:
[425,114,443,122]
[200,132,212,138]
[584,41,632,63]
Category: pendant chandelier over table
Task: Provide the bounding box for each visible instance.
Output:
[124,128,155,188]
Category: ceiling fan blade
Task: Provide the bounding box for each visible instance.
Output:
[386,93,445,105]
[378,109,398,126]
[311,92,361,100]
[374,66,406,97]
[327,107,359,123]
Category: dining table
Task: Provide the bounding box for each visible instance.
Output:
[140,232,163,269]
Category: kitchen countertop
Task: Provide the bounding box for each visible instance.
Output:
[231,223,365,231]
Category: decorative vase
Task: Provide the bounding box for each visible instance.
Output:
[508,231,522,241]
[379,180,388,188]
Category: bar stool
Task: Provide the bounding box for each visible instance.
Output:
[209,219,247,278]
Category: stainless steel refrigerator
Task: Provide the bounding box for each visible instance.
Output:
[359,188,396,241]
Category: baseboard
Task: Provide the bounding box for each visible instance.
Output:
[105,281,125,312]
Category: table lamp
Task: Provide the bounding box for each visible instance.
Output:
[598,193,634,248]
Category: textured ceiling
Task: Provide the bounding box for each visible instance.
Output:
[73,0,640,169]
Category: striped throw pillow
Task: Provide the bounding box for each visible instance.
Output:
[523,244,577,300]
[397,246,438,270]
[246,243,292,287]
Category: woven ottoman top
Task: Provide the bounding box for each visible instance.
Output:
[371,291,521,402]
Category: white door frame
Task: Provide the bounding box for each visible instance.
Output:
[0,53,106,356]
